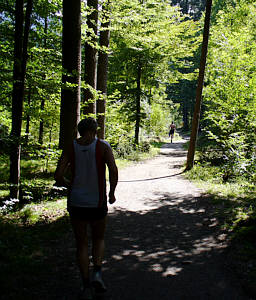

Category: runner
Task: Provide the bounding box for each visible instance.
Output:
[169,121,176,143]
[55,117,118,300]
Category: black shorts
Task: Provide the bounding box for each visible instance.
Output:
[68,206,108,221]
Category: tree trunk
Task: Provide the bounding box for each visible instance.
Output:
[182,102,189,131]
[83,0,98,116]
[59,0,81,151]
[10,0,33,199]
[135,62,142,145]
[186,0,212,170]
[25,84,32,145]
[38,98,45,144]
[96,1,110,139]
[39,17,48,145]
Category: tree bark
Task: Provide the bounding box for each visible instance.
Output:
[39,17,48,145]
[59,0,81,151]
[96,1,110,139]
[83,0,98,116]
[186,0,212,170]
[135,62,142,145]
[10,0,33,199]
[25,84,32,145]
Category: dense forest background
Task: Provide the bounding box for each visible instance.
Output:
[0,0,255,207]
[1,1,256,297]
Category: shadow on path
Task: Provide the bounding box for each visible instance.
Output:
[100,193,249,300]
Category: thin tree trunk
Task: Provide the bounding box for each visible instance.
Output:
[186,0,212,170]
[10,0,33,199]
[49,118,54,143]
[38,98,45,144]
[59,0,81,151]
[25,84,32,145]
[39,16,48,145]
[182,102,189,131]
[83,0,98,116]
[135,62,142,145]
[96,1,110,139]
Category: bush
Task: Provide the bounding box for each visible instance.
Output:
[139,141,151,153]
[114,139,135,158]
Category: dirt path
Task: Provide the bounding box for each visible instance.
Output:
[48,138,251,300]
[103,138,250,300]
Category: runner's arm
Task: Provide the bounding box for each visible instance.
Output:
[54,149,71,185]
[105,145,118,204]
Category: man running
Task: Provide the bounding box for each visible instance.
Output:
[55,117,118,300]
[169,121,176,143]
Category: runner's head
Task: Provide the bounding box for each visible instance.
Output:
[78,117,98,136]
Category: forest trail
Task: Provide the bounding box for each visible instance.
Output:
[103,137,250,300]
[51,137,250,300]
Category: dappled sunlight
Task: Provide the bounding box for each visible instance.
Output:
[162,266,183,277]
[103,190,235,299]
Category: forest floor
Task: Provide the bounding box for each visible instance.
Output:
[2,137,254,299]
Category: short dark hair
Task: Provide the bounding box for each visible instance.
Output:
[77,118,97,136]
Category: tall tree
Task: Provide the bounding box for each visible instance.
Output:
[59,0,81,151]
[10,0,33,199]
[24,84,32,144]
[83,0,98,116]
[38,16,48,145]
[96,0,110,139]
[186,0,212,170]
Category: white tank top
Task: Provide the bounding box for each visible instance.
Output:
[69,139,99,207]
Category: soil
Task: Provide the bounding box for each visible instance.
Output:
[6,137,254,300]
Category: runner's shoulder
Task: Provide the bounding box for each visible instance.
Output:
[98,139,112,155]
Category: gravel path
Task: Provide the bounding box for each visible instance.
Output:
[102,138,250,300]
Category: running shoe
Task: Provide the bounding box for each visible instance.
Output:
[91,270,107,293]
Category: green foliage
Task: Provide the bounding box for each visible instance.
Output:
[0,0,62,149]
[186,162,222,183]
[108,0,200,142]
[145,102,176,138]
[25,142,61,173]
[105,96,135,155]
[200,0,256,181]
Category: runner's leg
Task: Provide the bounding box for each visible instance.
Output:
[91,216,107,266]
[70,218,90,287]
[91,216,107,292]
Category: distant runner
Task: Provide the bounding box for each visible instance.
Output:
[55,117,118,300]
[169,121,176,143]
